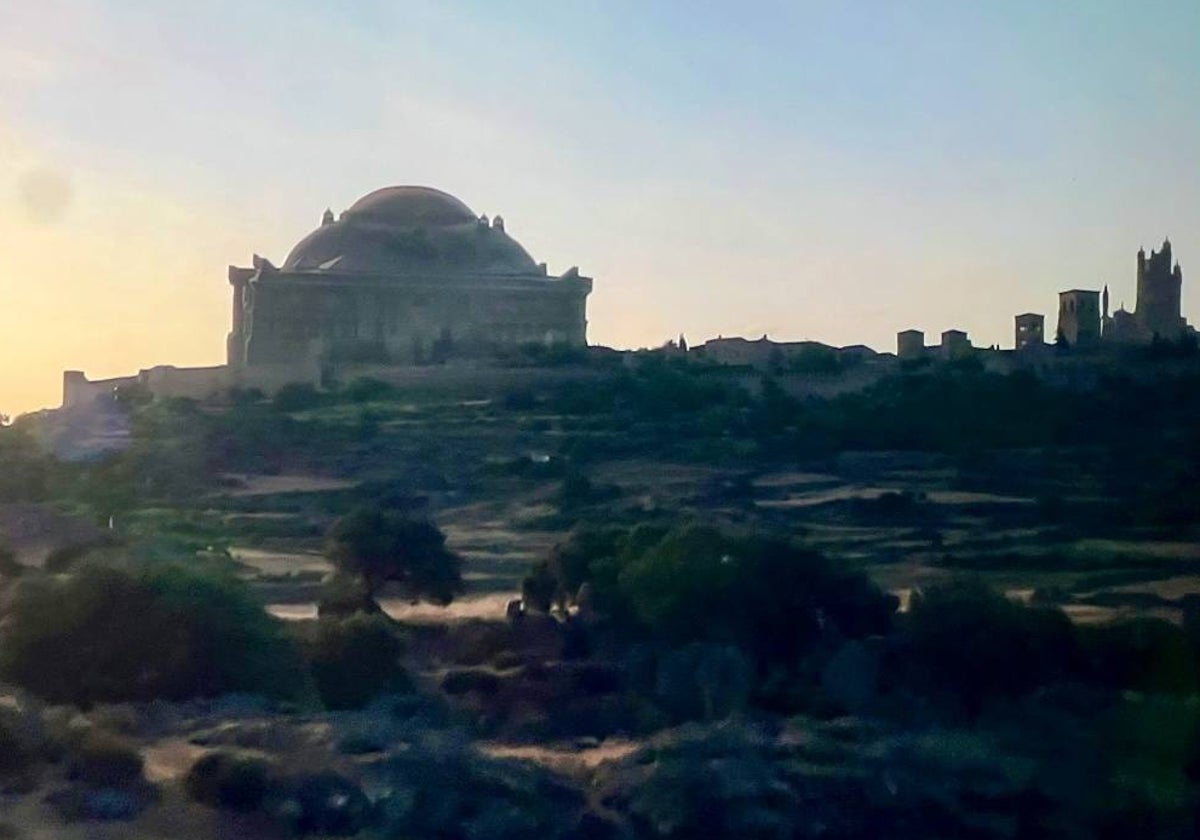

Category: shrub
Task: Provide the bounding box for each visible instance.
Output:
[1079,618,1198,694]
[306,614,413,710]
[344,377,398,403]
[617,526,896,663]
[42,537,121,574]
[0,561,313,705]
[901,578,1079,715]
[531,525,894,668]
[272,382,323,412]
[371,733,590,839]
[66,730,144,787]
[184,751,272,812]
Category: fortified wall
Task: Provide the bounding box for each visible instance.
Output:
[62,360,320,409]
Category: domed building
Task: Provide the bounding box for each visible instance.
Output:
[227,186,592,367]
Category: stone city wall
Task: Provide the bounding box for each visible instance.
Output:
[62,360,321,408]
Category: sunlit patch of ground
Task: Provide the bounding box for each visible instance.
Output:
[482,738,640,777]
[1103,575,1200,601]
[141,739,209,783]
[756,486,896,508]
[230,547,331,577]
[1059,603,1180,625]
[923,491,1032,505]
[268,592,517,623]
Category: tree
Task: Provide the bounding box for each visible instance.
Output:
[325,507,463,609]
[616,527,895,663]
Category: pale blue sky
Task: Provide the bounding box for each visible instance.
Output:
[1,0,1198,411]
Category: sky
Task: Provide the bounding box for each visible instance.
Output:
[2,0,1199,415]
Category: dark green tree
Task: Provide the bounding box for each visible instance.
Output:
[325,507,463,609]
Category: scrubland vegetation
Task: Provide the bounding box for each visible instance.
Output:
[2,354,1200,836]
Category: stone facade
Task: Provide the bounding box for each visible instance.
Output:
[227,186,591,368]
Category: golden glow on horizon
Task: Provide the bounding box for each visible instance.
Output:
[0,130,235,414]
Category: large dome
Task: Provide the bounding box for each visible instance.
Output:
[342,186,477,227]
[282,186,538,276]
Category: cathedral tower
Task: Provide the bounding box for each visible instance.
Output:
[1135,239,1185,340]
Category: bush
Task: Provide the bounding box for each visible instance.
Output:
[619,526,895,663]
[272,383,323,412]
[901,578,1079,715]
[66,730,144,787]
[1079,618,1199,694]
[306,614,413,710]
[0,561,313,705]
[344,377,398,403]
[184,751,272,812]
[370,733,590,839]
[531,525,895,669]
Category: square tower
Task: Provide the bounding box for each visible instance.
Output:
[896,329,925,359]
[1056,290,1100,347]
[1014,313,1045,350]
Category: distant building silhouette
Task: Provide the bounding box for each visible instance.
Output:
[1056,290,1101,347]
[940,329,971,359]
[1014,313,1045,351]
[896,329,925,359]
[228,186,591,367]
